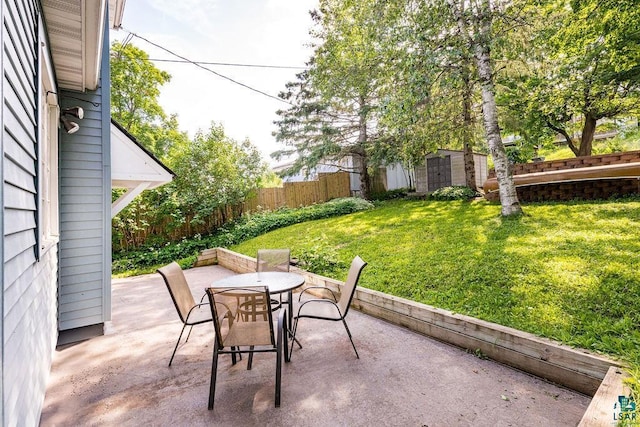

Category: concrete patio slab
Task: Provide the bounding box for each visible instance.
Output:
[40,265,590,426]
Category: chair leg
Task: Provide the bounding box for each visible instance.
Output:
[288,317,299,360]
[341,318,359,359]
[184,324,195,342]
[275,319,283,407]
[283,315,290,363]
[208,346,219,410]
[248,346,254,370]
[168,323,188,366]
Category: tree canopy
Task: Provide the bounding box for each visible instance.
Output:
[273,0,639,214]
[501,0,640,156]
[110,41,269,249]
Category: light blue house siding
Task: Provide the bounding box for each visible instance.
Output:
[58,31,111,337]
[2,0,113,423]
[2,0,58,425]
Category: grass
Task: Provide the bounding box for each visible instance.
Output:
[231,197,640,393]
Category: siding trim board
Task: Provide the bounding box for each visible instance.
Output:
[0,3,4,424]
[100,20,112,323]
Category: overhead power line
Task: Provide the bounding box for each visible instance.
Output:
[148,58,307,70]
[121,29,292,105]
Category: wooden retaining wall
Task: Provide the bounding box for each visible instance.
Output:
[579,367,633,426]
[212,247,621,398]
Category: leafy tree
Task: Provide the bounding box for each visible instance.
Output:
[504,0,640,157]
[445,0,523,215]
[377,0,484,190]
[110,42,269,249]
[169,122,269,224]
[273,0,392,200]
[110,41,187,157]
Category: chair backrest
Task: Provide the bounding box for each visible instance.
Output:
[337,256,367,316]
[206,286,275,349]
[256,249,291,272]
[157,262,197,324]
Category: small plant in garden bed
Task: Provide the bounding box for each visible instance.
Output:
[295,234,347,277]
[428,185,480,201]
[370,188,409,201]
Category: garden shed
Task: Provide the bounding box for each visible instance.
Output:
[415,149,488,193]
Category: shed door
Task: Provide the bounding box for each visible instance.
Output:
[427,156,452,191]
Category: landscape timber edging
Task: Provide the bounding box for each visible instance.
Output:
[578,366,632,426]
[213,247,623,398]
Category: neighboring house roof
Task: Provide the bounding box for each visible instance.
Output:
[111,119,175,217]
[42,0,126,91]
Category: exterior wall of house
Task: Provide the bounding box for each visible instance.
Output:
[278,156,421,195]
[58,22,111,334]
[2,2,59,424]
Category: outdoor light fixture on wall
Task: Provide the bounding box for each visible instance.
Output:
[60,115,80,134]
[60,106,84,134]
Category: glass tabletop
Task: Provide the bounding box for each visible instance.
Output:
[210,271,305,294]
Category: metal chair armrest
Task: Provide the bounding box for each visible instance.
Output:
[298,286,338,302]
[277,307,289,362]
[185,302,212,323]
[214,302,235,326]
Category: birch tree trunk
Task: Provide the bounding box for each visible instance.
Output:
[466,0,522,216]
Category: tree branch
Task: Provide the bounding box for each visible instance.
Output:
[545,120,578,156]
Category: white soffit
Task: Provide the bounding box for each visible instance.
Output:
[109,0,126,28]
[111,121,174,190]
[42,0,125,91]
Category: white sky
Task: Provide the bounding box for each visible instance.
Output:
[110,0,318,165]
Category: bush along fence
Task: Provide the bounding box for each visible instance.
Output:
[483,150,640,202]
[112,172,352,252]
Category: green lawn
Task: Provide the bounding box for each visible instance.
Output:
[231,198,640,389]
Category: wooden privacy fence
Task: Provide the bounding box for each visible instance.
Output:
[243,172,351,211]
[113,172,351,251]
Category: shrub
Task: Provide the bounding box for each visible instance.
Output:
[296,234,346,276]
[429,186,480,201]
[369,188,409,201]
[112,197,374,274]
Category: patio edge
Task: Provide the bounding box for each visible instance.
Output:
[213,248,624,398]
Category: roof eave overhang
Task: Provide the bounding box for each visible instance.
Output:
[83,0,107,90]
[42,0,126,92]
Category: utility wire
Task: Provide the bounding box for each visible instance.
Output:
[148,58,307,70]
[122,29,291,105]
